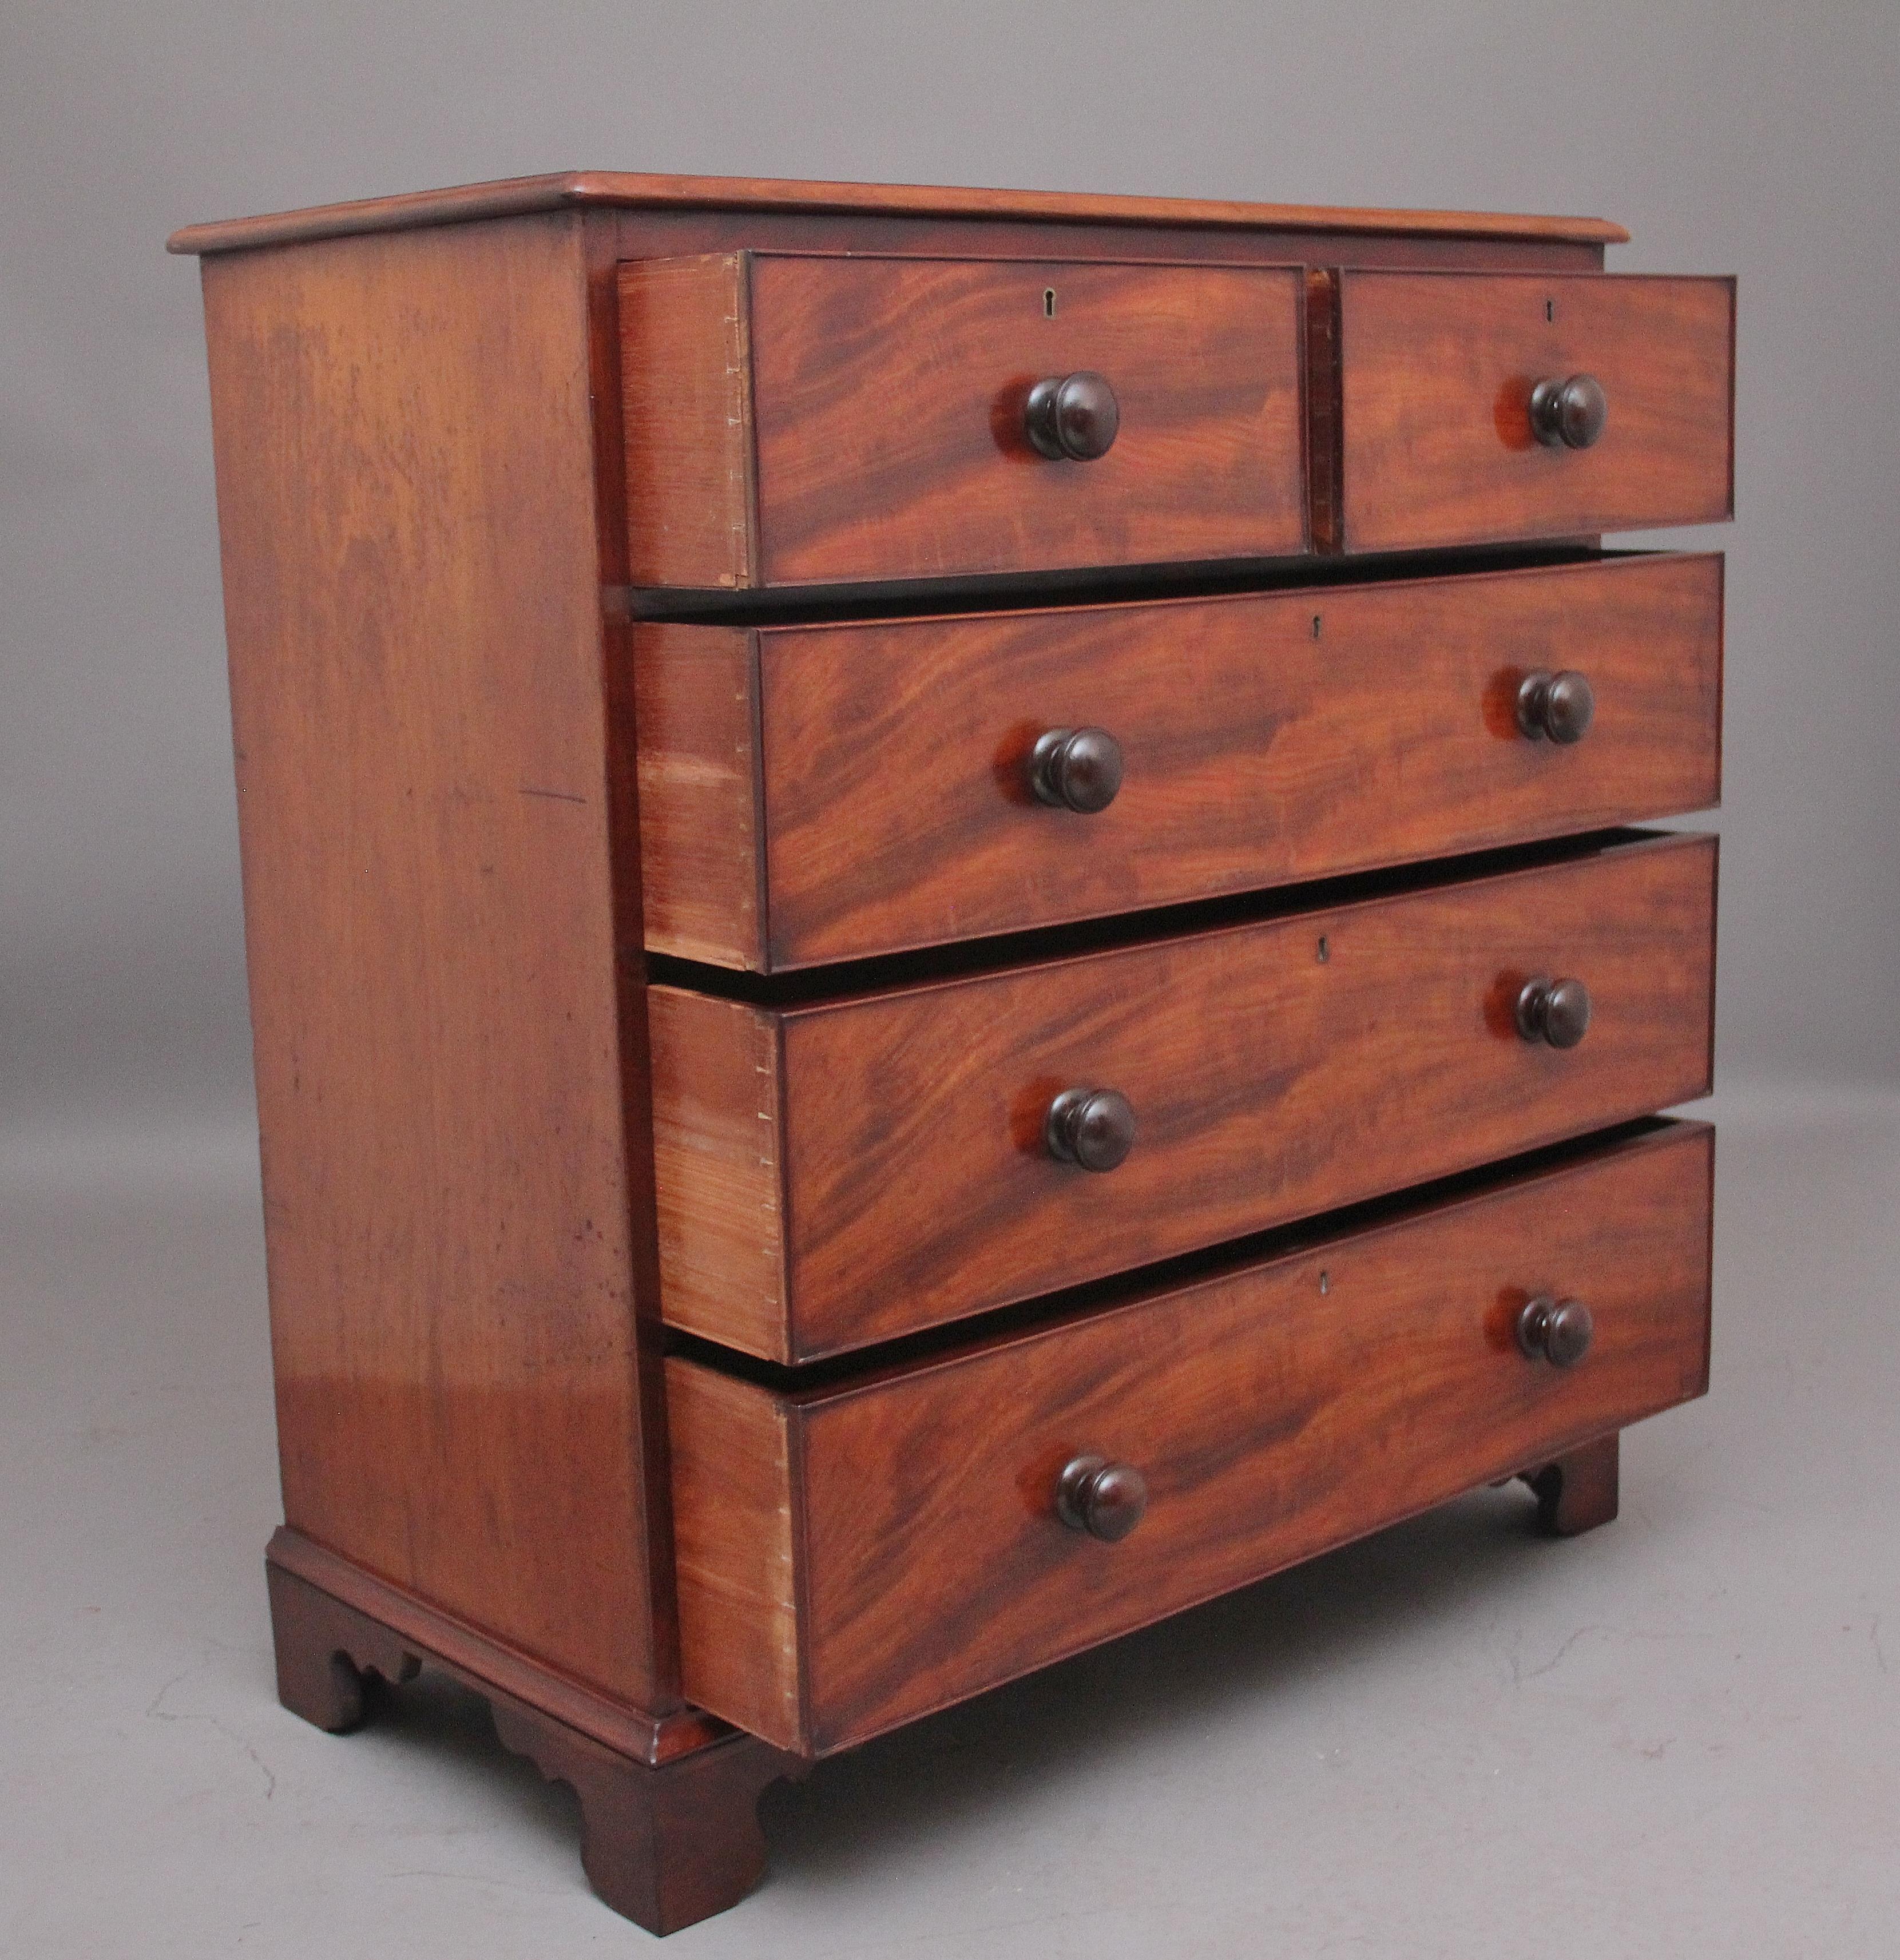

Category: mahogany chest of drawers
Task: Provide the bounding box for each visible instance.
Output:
[171,172,1732,1934]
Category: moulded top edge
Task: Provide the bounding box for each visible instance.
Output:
[167,170,1629,256]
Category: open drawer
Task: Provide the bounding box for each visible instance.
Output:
[667,1120,1714,1754]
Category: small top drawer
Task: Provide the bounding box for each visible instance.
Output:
[619,252,1307,588]
[1325,271,1735,552]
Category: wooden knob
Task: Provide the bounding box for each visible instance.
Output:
[1055,1454,1148,1541]
[1029,727,1124,812]
[1529,373,1608,449]
[1516,1295,1594,1367]
[1516,975,1592,1050]
[1516,669,1596,744]
[1045,1087,1135,1172]
[1025,371,1120,460]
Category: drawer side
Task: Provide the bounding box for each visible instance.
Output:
[620,253,756,588]
[633,622,766,970]
[666,1360,806,1750]
[649,987,790,1359]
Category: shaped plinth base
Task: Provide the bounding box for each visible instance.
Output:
[265,1542,805,1935]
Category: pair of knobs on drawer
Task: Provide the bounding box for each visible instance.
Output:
[1024,371,1608,458]
[1056,1295,1593,1546]
[1033,670,1591,816]
[1046,977,1590,1175]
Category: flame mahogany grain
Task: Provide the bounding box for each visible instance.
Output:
[619,253,1308,588]
[634,553,1723,971]
[1332,271,1736,552]
[649,832,1716,1362]
[666,1121,1711,1754]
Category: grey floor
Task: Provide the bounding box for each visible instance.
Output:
[3,1082,1897,1958]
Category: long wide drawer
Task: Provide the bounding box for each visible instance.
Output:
[649,831,1716,1362]
[667,1119,1715,1755]
[637,553,1723,970]
[1326,271,1735,552]
[618,252,1307,589]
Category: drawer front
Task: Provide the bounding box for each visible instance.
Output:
[636,553,1723,970]
[667,1120,1714,1753]
[1331,272,1734,552]
[620,253,1307,589]
[649,832,1716,1361]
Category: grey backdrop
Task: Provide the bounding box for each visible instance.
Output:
[5,0,1898,1143]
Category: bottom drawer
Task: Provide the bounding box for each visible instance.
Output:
[667,1121,1713,1755]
